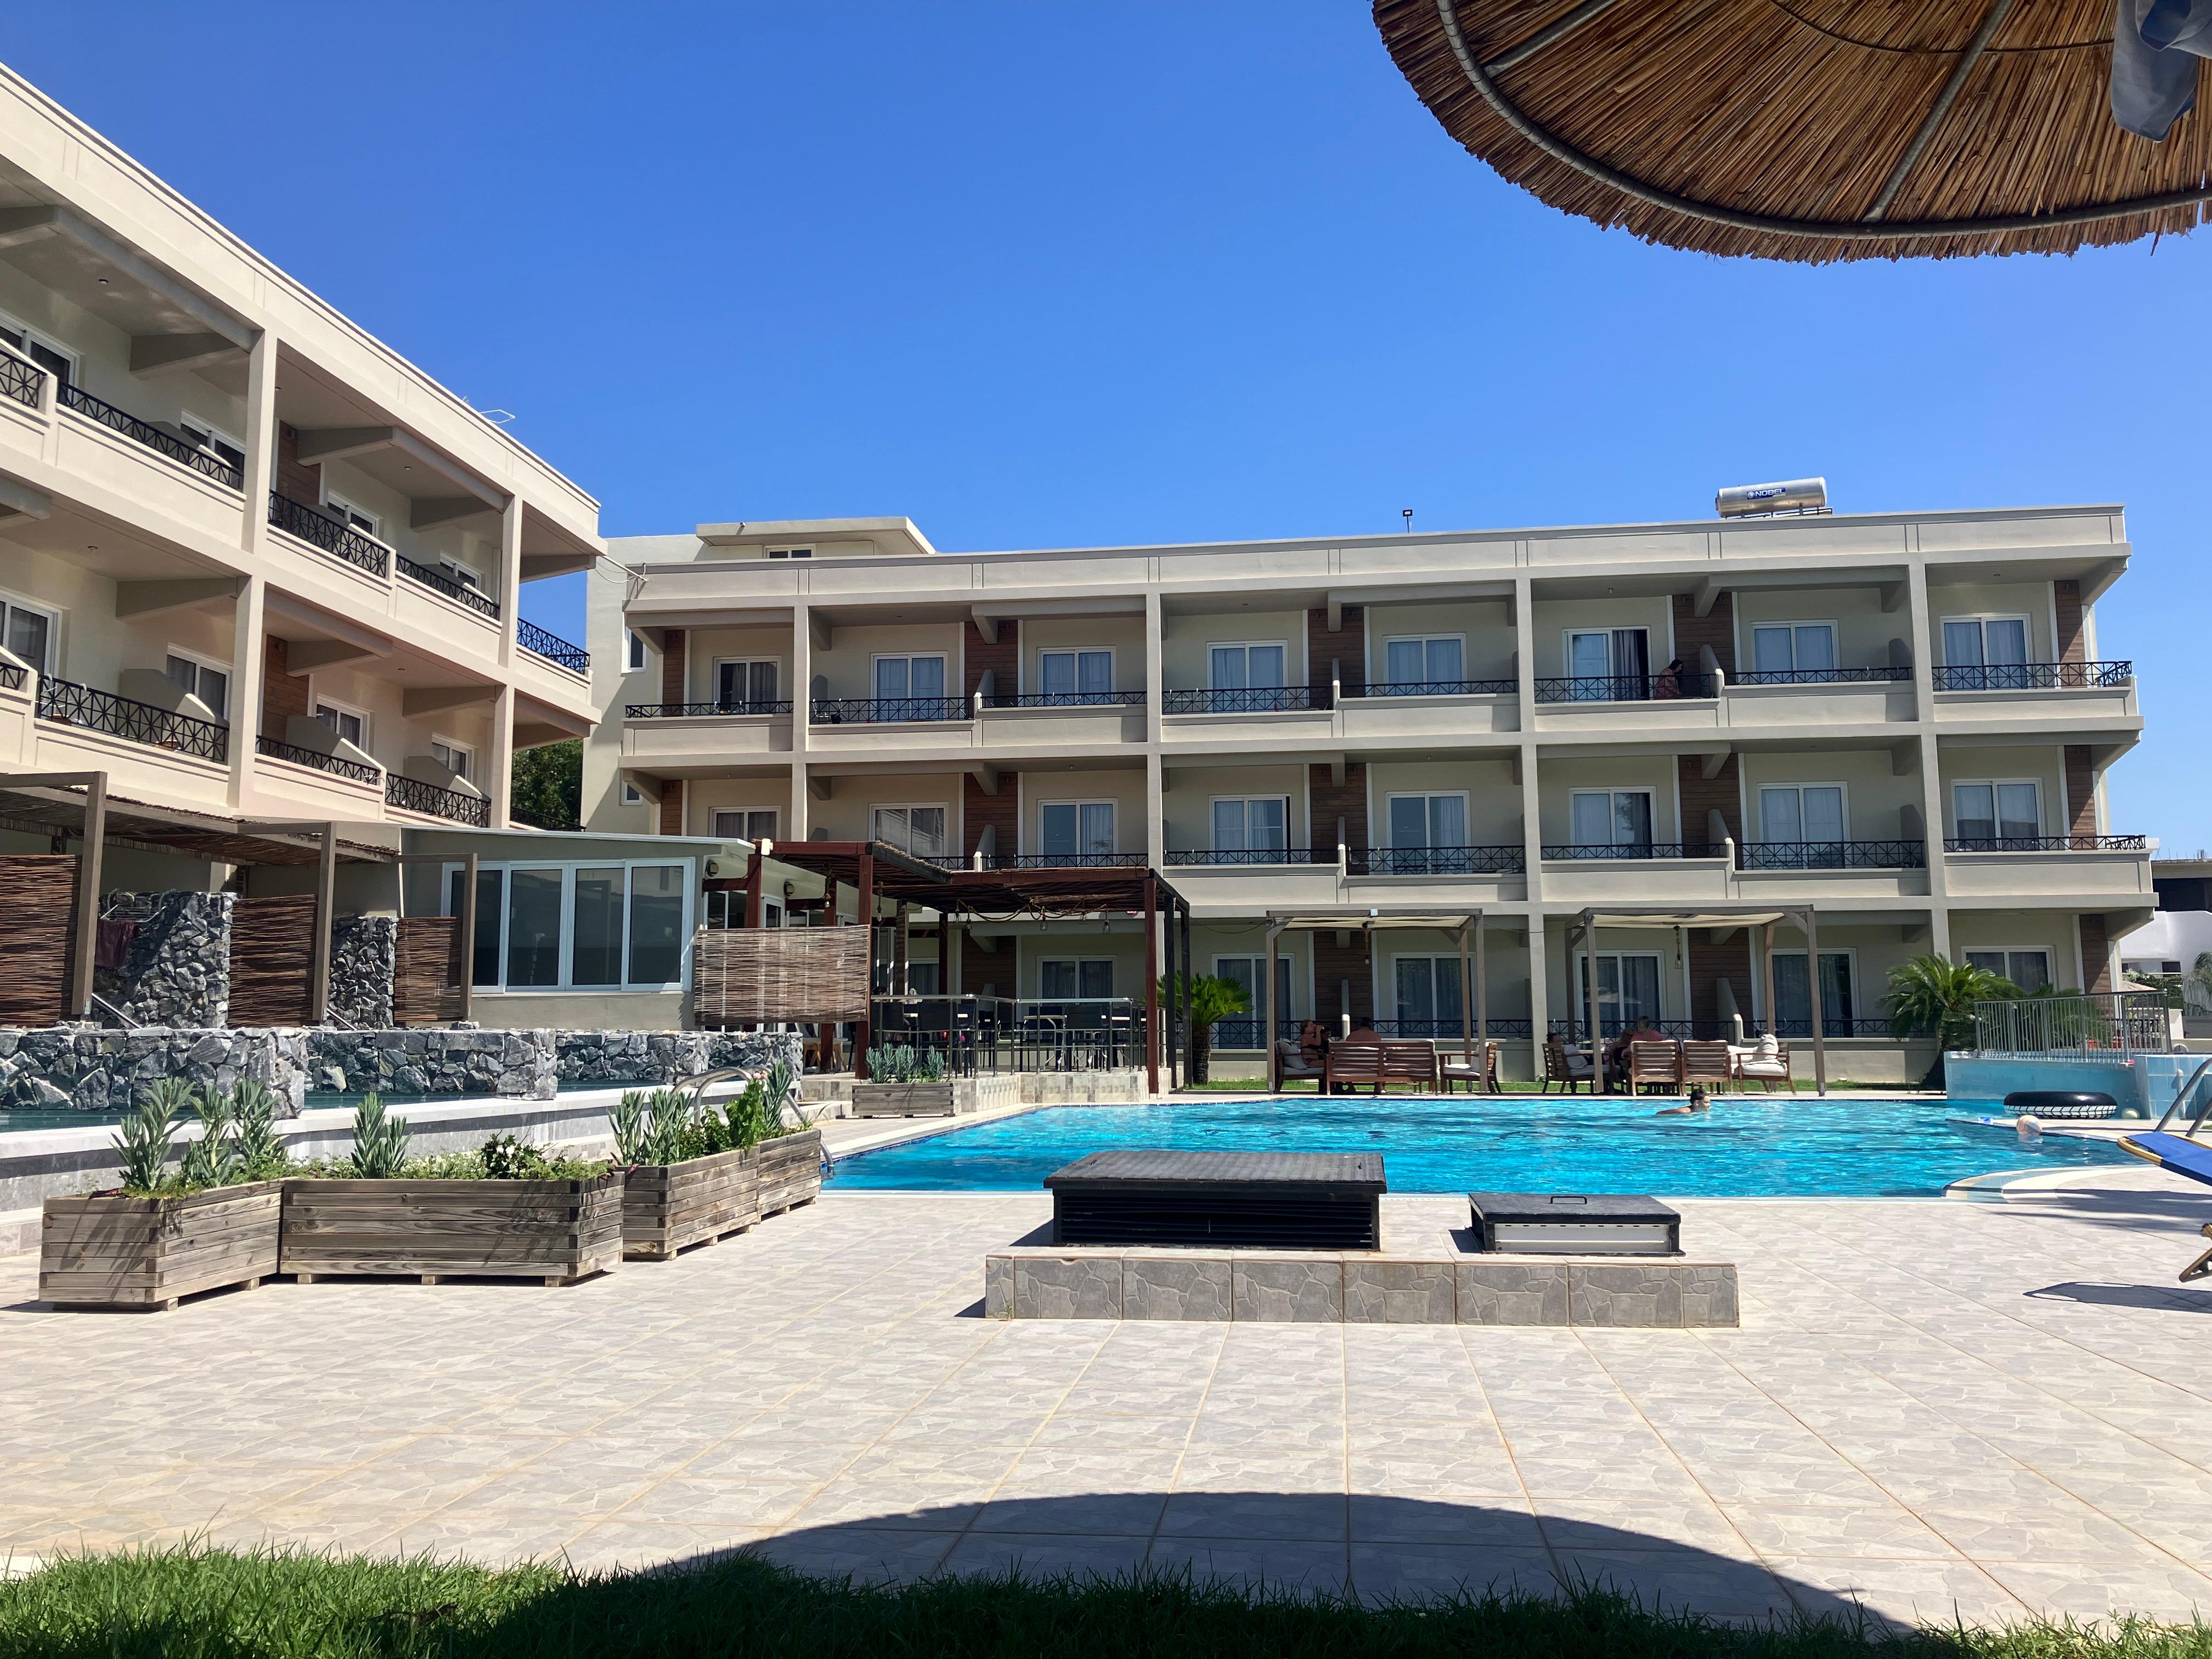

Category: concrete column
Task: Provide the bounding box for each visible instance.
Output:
[791,601,812,839]
[495,496,523,667]
[1525,918,1548,1063]
[226,331,279,808]
[1904,561,1952,960]
[487,685,515,828]
[1144,590,1164,860]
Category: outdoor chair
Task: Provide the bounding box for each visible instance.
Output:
[1681,1040,1734,1087]
[1441,1040,1500,1093]
[1274,1038,1324,1088]
[1733,1038,1795,1092]
[1323,1041,1387,1094]
[1381,1041,1439,1092]
[1543,1036,1592,1093]
[1628,1040,1684,1093]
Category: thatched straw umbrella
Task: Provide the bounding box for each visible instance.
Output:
[1375,0,2212,260]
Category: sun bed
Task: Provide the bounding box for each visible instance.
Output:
[2119,1130,2212,1280]
[1045,1149,1386,1250]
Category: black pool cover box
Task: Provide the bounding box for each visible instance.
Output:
[1046,1150,1386,1250]
[1468,1192,1683,1256]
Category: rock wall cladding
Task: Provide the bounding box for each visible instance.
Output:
[555,1029,802,1086]
[329,916,397,1028]
[0,1027,311,1113]
[94,892,234,1028]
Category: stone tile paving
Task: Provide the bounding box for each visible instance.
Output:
[2,1176,2211,1630]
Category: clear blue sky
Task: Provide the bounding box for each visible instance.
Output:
[10,4,2205,851]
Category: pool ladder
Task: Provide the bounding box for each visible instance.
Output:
[2152,1056,2212,1139]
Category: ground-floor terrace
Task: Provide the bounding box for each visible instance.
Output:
[4,1156,2209,1629]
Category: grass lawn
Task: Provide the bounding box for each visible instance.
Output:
[2,1545,2204,1659]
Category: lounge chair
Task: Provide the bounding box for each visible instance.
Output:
[1382,1041,1439,1092]
[1441,1040,1500,1093]
[1324,1041,1387,1094]
[1628,1040,1683,1093]
[2121,1130,2212,1280]
[1543,1036,1592,1094]
[1273,1039,1323,1089]
[1681,1040,1734,1088]
[1733,1037,1793,1092]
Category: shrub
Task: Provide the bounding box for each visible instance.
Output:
[346,1094,410,1180]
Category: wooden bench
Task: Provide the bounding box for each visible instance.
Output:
[1381,1041,1439,1091]
[1323,1041,1386,1093]
[1045,1149,1386,1250]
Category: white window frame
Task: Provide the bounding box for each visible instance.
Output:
[437,555,484,592]
[1939,614,2035,665]
[1562,625,1652,679]
[1754,781,1850,844]
[310,692,371,748]
[163,645,231,719]
[1379,633,1466,686]
[431,734,475,782]
[1384,789,1470,849]
[1962,946,2055,993]
[1035,797,1117,857]
[870,652,949,701]
[1204,640,1291,689]
[710,808,780,842]
[712,656,782,708]
[1571,949,1667,1026]
[177,411,246,473]
[870,802,950,857]
[1389,952,1469,1034]
[1208,793,1293,855]
[1037,957,1116,1000]
[320,488,380,538]
[1745,619,1838,674]
[766,546,814,559]
[1214,952,1300,1046]
[1766,947,1859,1029]
[621,780,646,806]
[0,309,76,386]
[1032,646,1115,697]
[0,588,60,676]
[1567,787,1657,848]
[443,858,695,992]
[1950,777,2042,842]
[626,630,651,673]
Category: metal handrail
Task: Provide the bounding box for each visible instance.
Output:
[1933,661,2132,692]
[811,696,968,723]
[385,772,490,826]
[1739,839,1926,870]
[1542,842,1726,860]
[398,554,500,619]
[0,347,41,410]
[1535,672,1718,702]
[1352,845,1527,875]
[627,699,795,718]
[1728,665,1912,686]
[59,383,244,488]
[518,619,588,673]
[1161,686,1321,714]
[255,733,380,785]
[268,492,390,577]
[983,690,1147,709]
[1356,678,1519,698]
[36,676,229,761]
[1945,834,2149,854]
[1165,847,1318,866]
[2152,1057,2212,1136]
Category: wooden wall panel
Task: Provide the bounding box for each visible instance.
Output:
[230,895,315,1026]
[1687,929,1751,1036]
[2079,914,2113,993]
[1313,930,1375,1028]
[2064,746,2097,837]
[661,630,686,704]
[658,780,685,837]
[1307,606,1364,697]
[964,771,1017,862]
[2055,580,2085,663]
[395,916,464,1026]
[1677,753,1742,848]
[965,619,1017,699]
[1670,591,1736,675]
[0,856,75,1027]
[262,638,311,739]
[1308,762,1368,858]
[276,424,321,507]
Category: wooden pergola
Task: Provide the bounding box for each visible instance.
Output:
[1262,907,1491,1092]
[748,842,1192,1092]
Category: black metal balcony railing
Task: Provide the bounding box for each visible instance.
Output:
[1165,847,1319,866]
[36,676,228,762]
[626,699,795,719]
[386,772,490,826]
[1535,672,1718,703]
[1162,686,1321,715]
[58,383,245,489]
[268,492,389,577]
[1211,1017,1306,1051]
[0,659,24,691]
[518,619,588,673]
[1728,665,1913,687]
[1945,833,2150,854]
[398,554,500,620]
[1370,1018,1537,1041]
[985,851,1150,870]
[0,349,40,410]
[255,733,380,786]
[982,690,1147,709]
[1545,1018,1889,1040]
[811,696,968,724]
[1932,661,2132,691]
[1738,840,1927,870]
[1542,842,1726,861]
[1357,679,1519,698]
[1352,845,1528,876]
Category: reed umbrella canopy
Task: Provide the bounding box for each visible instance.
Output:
[1375,0,2212,260]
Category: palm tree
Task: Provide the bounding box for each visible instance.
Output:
[1883,955,2018,1088]
[1156,973,1251,1085]
[2189,952,2212,1019]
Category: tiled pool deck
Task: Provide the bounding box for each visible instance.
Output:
[3,1164,2211,1630]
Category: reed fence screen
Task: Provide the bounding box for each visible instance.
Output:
[693,927,871,1026]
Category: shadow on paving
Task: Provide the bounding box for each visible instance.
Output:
[2027,1279,2212,1312]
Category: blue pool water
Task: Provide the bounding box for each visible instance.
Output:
[828,1094,2138,1197]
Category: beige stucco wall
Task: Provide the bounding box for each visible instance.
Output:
[1937,744,2066,838]
[1016,766,1149,856]
[1160,608,1307,692]
[1163,763,1309,855]
[1538,754,1680,845]
[1529,595,1677,677]
[1731,585,1911,673]
[1018,615,1147,695]
[1926,580,2059,664]
[1361,598,1515,684]
[812,621,964,704]
[1365,757,1521,847]
[1738,748,1923,842]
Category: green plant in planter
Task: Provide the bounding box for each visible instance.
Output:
[721,1080,778,1149]
[109,1093,179,1195]
[347,1094,411,1179]
[479,1133,555,1180]
[611,1090,652,1164]
[763,1056,798,1132]
[178,1086,241,1189]
[645,1088,693,1166]
[232,1081,287,1180]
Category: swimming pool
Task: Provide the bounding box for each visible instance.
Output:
[828,1094,2138,1198]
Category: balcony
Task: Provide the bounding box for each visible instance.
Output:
[0,659,24,691]
[1536,672,1718,703]
[1932,661,2131,692]
[36,676,228,762]
[1163,686,1321,715]
[1944,833,2148,854]
[0,349,40,411]
[982,690,1146,710]
[1541,842,1724,860]
[811,696,967,724]
[1738,840,1926,870]
[983,851,1149,870]
[1353,678,1517,698]
[254,733,379,786]
[58,383,244,490]
[1728,666,1911,687]
[518,619,588,674]
[1350,845,1527,876]
[268,492,389,577]
[628,698,795,719]
[398,554,499,620]
[1165,847,1321,866]
[386,772,489,826]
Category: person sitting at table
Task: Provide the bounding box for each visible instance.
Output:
[1602,1017,1663,1082]
[1297,1020,1330,1069]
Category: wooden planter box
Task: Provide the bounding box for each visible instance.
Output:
[41,1182,283,1311]
[853,1081,957,1118]
[279,1173,624,1286]
[755,1127,823,1216]
[623,1146,760,1260]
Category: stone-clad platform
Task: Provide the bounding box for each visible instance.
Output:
[984,1249,1739,1327]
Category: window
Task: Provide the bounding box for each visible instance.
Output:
[313,699,366,747]
[431,738,473,782]
[1037,648,1113,698]
[1387,792,1468,850]
[1965,949,2051,993]
[1211,795,1289,853]
[872,804,947,858]
[1565,627,1650,689]
[1568,789,1654,849]
[1393,955,1465,1036]
[1,595,55,675]
[873,654,946,701]
[1382,635,1464,686]
[1207,642,1287,689]
[766,547,812,559]
[1216,953,1294,1045]
[1953,780,2040,845]
[1758,785,1847,845]
[1750,623,1836,674]
[715,658,779,710]
[177,414,245,476]
[622,781,645,806]
[711,809,778,842]
[907,961,941,995]
[163,651,229,720]
[1771,950,1855,1034]
[1039,800,1115,858]
[321,490,379,537]
[1040,960,1114,999]
[438,558,482,592]
[0,314,72,385]
[448,860,692,991]
[1573,952,1663,1031]
[626,630,650,672]
[1942,616,2031,667]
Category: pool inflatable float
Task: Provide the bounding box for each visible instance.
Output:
[2002,1090,2116,1120]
